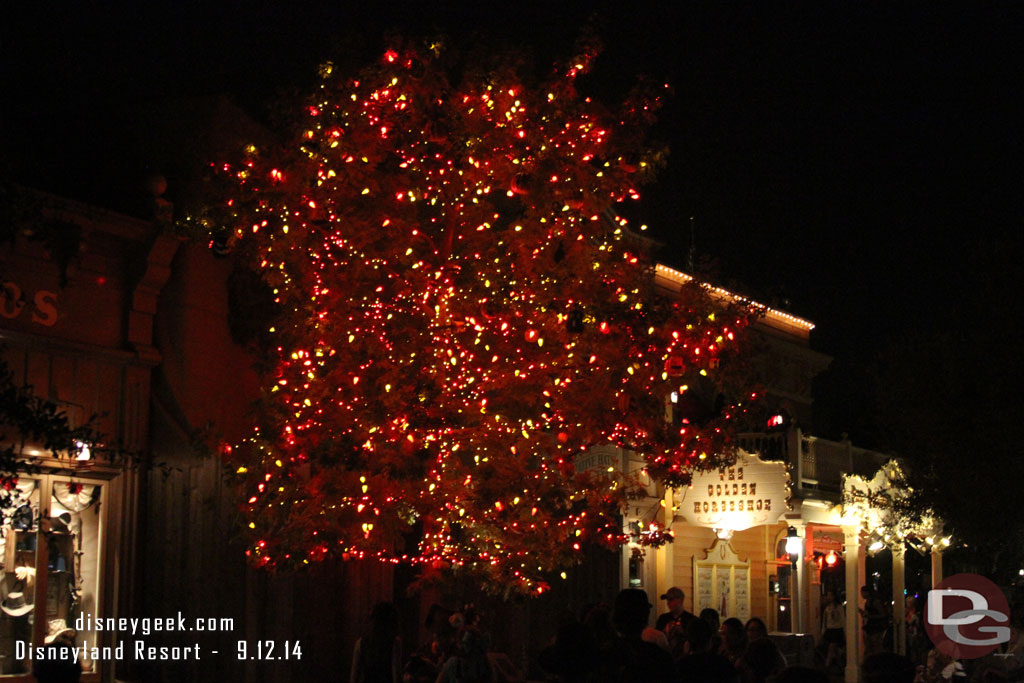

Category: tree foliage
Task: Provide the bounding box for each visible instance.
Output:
[0,356,102,509]
[204,40,759,594]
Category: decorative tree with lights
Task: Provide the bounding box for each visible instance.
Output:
[209,40,758,594]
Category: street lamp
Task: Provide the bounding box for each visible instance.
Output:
[785,526,802,558]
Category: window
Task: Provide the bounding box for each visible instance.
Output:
[0,474,106,677]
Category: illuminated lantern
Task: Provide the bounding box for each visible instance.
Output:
[785,526,802,557]
[557,432,569,444]
[825,550,839,567]
[664,355,685,376]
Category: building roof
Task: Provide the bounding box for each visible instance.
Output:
[653,263,816,341]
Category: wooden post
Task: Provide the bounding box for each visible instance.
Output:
[656,485,675,609]
[931,548,944,589]
[892,543,906,655]
[794,523,807,633]
[844,525,863,683]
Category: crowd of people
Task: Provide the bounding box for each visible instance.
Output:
[533,587,797,683]
[351,586,1024,683]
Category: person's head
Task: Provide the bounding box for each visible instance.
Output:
[861,585,873,599]
[457,627,488,658]
[699,607,721,631]
[686,617,714,654]
[745,617,768,641]
[613,589,652,637]
[824,591,835,605]
[661,586,685,615]
[721,617,747,652]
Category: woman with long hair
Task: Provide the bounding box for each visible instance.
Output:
[821,591,845,671]
[719,618,748,667]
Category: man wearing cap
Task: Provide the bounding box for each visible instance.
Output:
[656,586,696,635]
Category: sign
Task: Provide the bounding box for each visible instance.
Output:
[677,451,790,531]
[925,573,1011,659]
[694,538,751,621]
[575,445,620,474]
[810,529,844,553]
[1,281,58,326]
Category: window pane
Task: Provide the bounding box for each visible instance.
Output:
[50,481,102,674]
[0,478,40,676]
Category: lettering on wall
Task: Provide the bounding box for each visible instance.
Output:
[693,470,773,514]
[677,451,791,531]
[1,281,59,326]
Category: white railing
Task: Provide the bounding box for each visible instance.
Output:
[739,429,889,495]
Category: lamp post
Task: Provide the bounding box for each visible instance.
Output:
[786,525,806,633]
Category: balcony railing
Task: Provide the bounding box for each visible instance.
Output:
[739,429,889,498]
[737,432,790,462]
[579,429,889,500]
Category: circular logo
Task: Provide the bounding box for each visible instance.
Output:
[924,573,1011,659]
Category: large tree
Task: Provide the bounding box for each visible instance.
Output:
[206,40,758,594]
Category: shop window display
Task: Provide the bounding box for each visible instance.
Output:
[0,476,104,677]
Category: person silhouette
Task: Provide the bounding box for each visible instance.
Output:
[351,602,402,683]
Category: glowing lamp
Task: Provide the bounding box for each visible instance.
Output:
[824,550,839,567]
[785,526,802,556]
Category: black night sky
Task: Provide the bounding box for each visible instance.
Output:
[3,1,1022,446]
